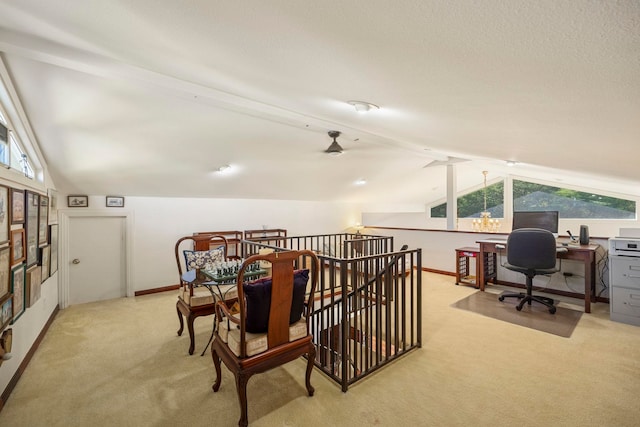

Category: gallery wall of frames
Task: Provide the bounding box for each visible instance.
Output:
[0,186,58,332]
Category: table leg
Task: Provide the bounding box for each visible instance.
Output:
[584,253,595,313]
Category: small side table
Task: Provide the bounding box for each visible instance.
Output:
[455,247,481,289]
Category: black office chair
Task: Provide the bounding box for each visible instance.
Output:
[498,228,564,314]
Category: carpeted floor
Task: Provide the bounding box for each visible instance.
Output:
[451,290,583,337]
[1,272,640,426]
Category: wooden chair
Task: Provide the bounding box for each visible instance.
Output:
[211,249,319,427]
[175,234,232,355]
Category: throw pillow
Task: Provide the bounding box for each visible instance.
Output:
[243,269,309,333]
[183,246,225,270]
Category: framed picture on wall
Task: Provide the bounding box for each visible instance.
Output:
[25,265,41,308]
[0,294,12,330]
[10,229,25,265]
[68,195,88,207]
[10,188,25,225]
[49,224,58,276]
[48,188,58,225]
[38,195,49,247]
[10,263,25,323]
[0,246,9,299]
[0,185,9,245]
[106,196,125,207]
[25,191,39,267]
[40,245,50,282]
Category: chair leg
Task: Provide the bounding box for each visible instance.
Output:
[235,372,250,427]
[305,343,316,397]
[176,302,184,336]
[187,312,196,355]
[211,347,222,392]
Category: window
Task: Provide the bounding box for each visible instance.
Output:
[513,180,635,219]
[431,181,504,218]
[9,132,34,178]
[0,62,39,180]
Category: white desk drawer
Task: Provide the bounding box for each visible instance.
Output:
[611,286,640,317]
[610,257,640,290]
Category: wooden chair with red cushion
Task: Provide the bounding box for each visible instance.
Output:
[211,249,319,427]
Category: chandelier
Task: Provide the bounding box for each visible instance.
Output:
[472,171,500,233]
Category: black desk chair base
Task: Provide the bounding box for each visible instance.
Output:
[499,289,556,314]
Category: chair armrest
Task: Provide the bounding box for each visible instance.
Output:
[215,300,241,325]
[556,247,569,254]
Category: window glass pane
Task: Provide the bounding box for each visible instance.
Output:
[9,133,34,179]
[513,179,635,219]
[431,181,504,218]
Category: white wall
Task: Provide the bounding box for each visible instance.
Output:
[70,195,361,292]
[0,168,59,402]
[0,273,58,395]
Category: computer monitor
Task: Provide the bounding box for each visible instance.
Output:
[512,211,559,237]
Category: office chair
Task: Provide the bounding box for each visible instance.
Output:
[498,228,564,314]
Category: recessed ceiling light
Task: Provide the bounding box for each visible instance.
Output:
[354,179,367,186]
[216,164,231,173]
[347,100,379,113]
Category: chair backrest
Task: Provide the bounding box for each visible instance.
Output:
[236,250,319,356]
[507,228,557,270]
[174,235,229,282]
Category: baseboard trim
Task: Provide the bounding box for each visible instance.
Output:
[0,304,60,413]
[422,267,456,276]
[134,284,180,296]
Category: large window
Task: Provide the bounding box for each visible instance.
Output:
[431,181,504,218]
[513,180,635,219]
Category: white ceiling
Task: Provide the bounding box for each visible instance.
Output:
[0,0,639,206]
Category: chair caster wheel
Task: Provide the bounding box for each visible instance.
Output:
[549,307,556,314]
[516,305,522,311]
[498,296,505,301]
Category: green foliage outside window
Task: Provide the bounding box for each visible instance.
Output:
[430,179,636,219]
[513,180,635,219]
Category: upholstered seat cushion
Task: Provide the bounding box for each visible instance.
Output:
[219,315,308,357]
[180,283,238,307]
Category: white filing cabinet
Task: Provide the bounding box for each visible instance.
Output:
[609,246,640,326]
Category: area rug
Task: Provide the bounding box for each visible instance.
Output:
[451,291,583,338]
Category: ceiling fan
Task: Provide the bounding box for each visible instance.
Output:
[325,130,344,156]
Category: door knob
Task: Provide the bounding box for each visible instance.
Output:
[72,259,80,264]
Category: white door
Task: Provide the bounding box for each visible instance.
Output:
[68,216,126,305]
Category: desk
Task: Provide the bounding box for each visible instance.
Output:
[477,239,599,313]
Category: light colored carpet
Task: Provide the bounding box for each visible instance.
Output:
[1,272,640,426]
[451,291,583,337]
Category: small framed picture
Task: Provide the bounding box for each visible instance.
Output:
[68,195,88,207]
[0,185,9,245]
[0,246,9,299]
[106,196,125,208]
[48,188,58,224]
[10,263,25,323]
[40,245,50,282]
[10,188,25,224]
[10,229,25,265]
[0,294,12,330]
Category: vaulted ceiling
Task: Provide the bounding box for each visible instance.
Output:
[1,1,639,206]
